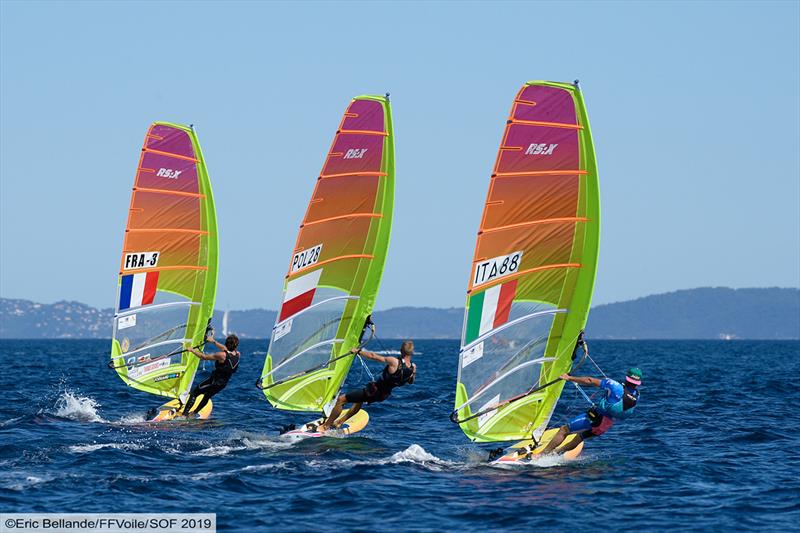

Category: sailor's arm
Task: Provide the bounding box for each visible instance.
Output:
[560,374,601,387]
[351,347,389,364]
[208,339,227,352]
[189,347,225,362]
[205,333,227,352]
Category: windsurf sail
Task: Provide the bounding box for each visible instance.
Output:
[109,122,218,400]
[257,94,395,412]
[451,81,600,443]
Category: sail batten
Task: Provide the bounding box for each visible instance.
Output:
[260,95,395,413]
[453,81,600,443]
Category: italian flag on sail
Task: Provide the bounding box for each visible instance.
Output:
[279,268,323,321]
[465,280,517,344]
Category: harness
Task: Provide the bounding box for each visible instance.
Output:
[376,356,413,393]
[212,350,240,381]
[592,385,639,423]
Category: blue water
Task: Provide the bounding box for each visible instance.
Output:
[1,339,798,531]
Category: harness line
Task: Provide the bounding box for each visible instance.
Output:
[572,382,595,405]
[356,352,375,381]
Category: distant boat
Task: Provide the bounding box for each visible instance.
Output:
[108,122,219,421]
[222,309,230,337]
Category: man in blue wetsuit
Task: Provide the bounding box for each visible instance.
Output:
[541,367,642,454]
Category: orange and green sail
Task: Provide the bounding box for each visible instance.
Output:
[109,122,218,399]
[258,95,395,413]
[452,81,600,442]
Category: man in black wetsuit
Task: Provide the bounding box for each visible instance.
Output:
[316,340,416,432]
[181,332,241,416]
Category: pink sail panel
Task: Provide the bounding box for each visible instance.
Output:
[497,125,580,175]
[511,85,578,124]
[340,99,385,132]
[134,125,200,194]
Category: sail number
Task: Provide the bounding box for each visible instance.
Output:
[473,250,523,286]
[123,251,159,270]
[291,244,323,273]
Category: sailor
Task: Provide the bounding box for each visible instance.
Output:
[181,331,241,416]
[540,368,642,454]
[316,340,416,432]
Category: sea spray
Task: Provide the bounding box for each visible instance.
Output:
[52,390,104,422]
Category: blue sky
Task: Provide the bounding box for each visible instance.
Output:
[1,1,798,310]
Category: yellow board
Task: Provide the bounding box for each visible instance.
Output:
[282,409,369,440]
[492,427,584,464]
[146,396,213,422]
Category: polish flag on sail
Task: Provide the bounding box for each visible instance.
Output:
[119,272,159,310]
[279,269,323,321]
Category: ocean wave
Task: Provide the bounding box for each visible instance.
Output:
[305,444,457,472]
[193,445,245,457]
[191,431,293,456]
[0,415,24,427]
[0,472,55,491]
[188,463,290,481]
[69,442,145,454]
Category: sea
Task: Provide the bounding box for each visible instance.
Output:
[1,339,798,531]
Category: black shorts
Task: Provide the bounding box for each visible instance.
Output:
[344,382,391,404]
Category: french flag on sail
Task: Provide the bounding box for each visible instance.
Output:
[279,269,323,321]
[119,272,159,311]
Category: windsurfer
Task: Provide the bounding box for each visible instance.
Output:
[540,368,642,454]
[181,332,241,416]
[316,340,416,432]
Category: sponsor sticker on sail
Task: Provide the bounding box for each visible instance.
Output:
[118,314,137,330]
[273,318,293,341]
[462,341,484,367]
[128,358,170,380]
[154,372,182,383]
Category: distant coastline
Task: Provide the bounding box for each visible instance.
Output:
[1,287,798,340]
